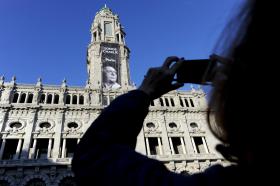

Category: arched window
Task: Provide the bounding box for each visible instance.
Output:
[39,94,45,104]
[27,93,33,103]
[66,95,71,104]
[190,98,195,107]
[72,95,77,104]
[12,92,19,103]
[184,98,189,107]
[39,122,51,129]
[25,178,46,186]
[170,98,175,107]
[179,98,184,107]
[47,94,52,104]
[165,98,170,107]
[19,93,26,103]
[79,95,84,105]
[150,100,155,106]
[54,94,59,104]
[159,98,164,107]
[59,176,77,186]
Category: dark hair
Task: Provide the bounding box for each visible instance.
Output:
[208,0,271,164]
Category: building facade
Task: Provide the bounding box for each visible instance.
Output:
[0,6,224,186]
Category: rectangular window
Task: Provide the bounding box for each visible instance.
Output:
[147,137,162,155]
[171,137,184,154]
[35,139,49,159]
[2,139,18,160]
[193,137,208,154]
[66,138,78,158]
[104,22,113,36]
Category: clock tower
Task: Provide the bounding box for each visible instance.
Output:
[87,5,133,91]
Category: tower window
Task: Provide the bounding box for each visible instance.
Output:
[190,98,195,107]
[170,98,175,107]
[159,98,164,107]
[104,22,112,36]
[184,98,189,107]
[19,93,26,103]
[39,94,45,104]
[72,95,77,104]
[54,94,59,104]
[27,93,33,103]
[79,95,84,105]
[12,92,19,103]
[47,94,52,104]
[165,98,170,107]
[66,95,71,104]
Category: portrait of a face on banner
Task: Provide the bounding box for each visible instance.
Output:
[101,43,121,90]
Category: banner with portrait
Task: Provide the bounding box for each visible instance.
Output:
[100,42,121,89]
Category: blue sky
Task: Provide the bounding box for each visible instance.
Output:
[0,0,243,89]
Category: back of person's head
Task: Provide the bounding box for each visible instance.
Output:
[208,0,274,169]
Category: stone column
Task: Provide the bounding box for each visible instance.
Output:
[31,139,37,159]
[158,137,163,155]
[169,137,175,155]
[0,138,6,159]
[0,108,8,133]
[135,127,146,155]
[14,139,23,159]
[52,110,64,158]
[180,137,187,154]
[145,138,150,155]
[181,114,196,154]
[20,109,37,159]
[202,137,209,153]
[61,138,66,158]
[191,137,198,153]
[47,138,53,158]
[161,115,172,155]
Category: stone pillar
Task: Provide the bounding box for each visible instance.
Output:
[202,137,209,153]
[31,139,37,159]
[181,115,196,154]
[135,127,146,155]
[47,138,53,158]
[158,137,163,155]
[14,139,23,159]
[161,115,172,155]
[191,137,197,153]
[0,138,6,159]
[145,138,150,155]
[52,110,64,158]
[169,137,175,155]
[61,138,66,158]
[0,108,8,133]
[20,109,37,159]
[180,137,187,154]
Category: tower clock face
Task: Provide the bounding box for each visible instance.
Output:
[101,42,121,89]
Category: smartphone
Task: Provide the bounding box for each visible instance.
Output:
[176,59,214,84]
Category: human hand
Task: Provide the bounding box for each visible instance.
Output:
[138,56,184,100]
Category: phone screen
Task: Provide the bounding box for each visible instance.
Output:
[176,59,212,84]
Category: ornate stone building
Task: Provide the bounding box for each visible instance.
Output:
[0,5,224,186]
